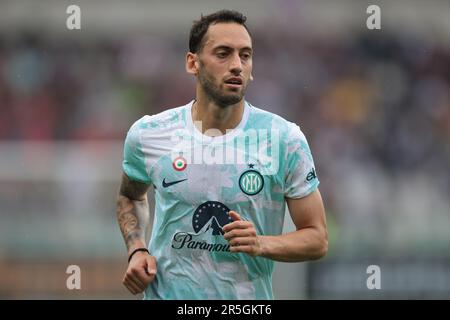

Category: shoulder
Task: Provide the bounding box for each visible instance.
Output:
[246,102,306,143]
[124,103,189,152]
[129,104,188,133]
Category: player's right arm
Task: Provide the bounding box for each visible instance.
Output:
[117,172,157,295]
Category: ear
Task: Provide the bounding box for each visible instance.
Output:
[186,52,199,76]
[250,74,254,81]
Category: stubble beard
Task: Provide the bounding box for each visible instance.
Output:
[198,68,246,108]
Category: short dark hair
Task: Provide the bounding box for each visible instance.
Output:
[189,10,251,53]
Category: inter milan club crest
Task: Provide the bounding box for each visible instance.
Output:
[239,164,264,196]
[172,156,187,171]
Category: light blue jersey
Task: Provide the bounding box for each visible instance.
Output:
[122,100,319,299]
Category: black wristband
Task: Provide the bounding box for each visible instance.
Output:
[128,247,149,263]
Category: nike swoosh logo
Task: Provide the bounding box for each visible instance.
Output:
[162,178,187,188]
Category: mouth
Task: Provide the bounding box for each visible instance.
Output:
[224,77,243,89]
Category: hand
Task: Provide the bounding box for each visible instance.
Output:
[123,251,157,295]
[223,211,262,257]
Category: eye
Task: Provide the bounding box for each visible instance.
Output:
[241,52,252,60]
[216,51,228,58]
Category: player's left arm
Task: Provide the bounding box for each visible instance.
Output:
[223,189,328,262]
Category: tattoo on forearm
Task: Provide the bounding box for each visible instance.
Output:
[118,207,139,243]
[117,173,150,251]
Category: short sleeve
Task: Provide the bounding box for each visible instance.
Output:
[122,120,152,184]
[284,124,319,198]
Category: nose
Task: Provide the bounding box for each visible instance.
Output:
[229,52,242,75]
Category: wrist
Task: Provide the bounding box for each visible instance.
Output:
[258,235,272,257]
[127,240,147,256]
[128,247,150,263]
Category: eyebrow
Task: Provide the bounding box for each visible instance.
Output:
[213,45,253,52]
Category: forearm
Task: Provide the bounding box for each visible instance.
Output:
[116,194,150,255]
[259,226,328,262]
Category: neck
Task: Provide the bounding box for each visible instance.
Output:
[192,93,245,136]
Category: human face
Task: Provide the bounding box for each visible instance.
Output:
[196,22,253,107]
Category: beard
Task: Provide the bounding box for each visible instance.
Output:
[198,66,247,108]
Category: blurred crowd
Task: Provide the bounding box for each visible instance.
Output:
[1,29,449,188]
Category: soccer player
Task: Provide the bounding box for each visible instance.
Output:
[116,10,327,299]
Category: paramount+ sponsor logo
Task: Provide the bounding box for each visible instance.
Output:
[171,233,230,252]
[171,201,233,252]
